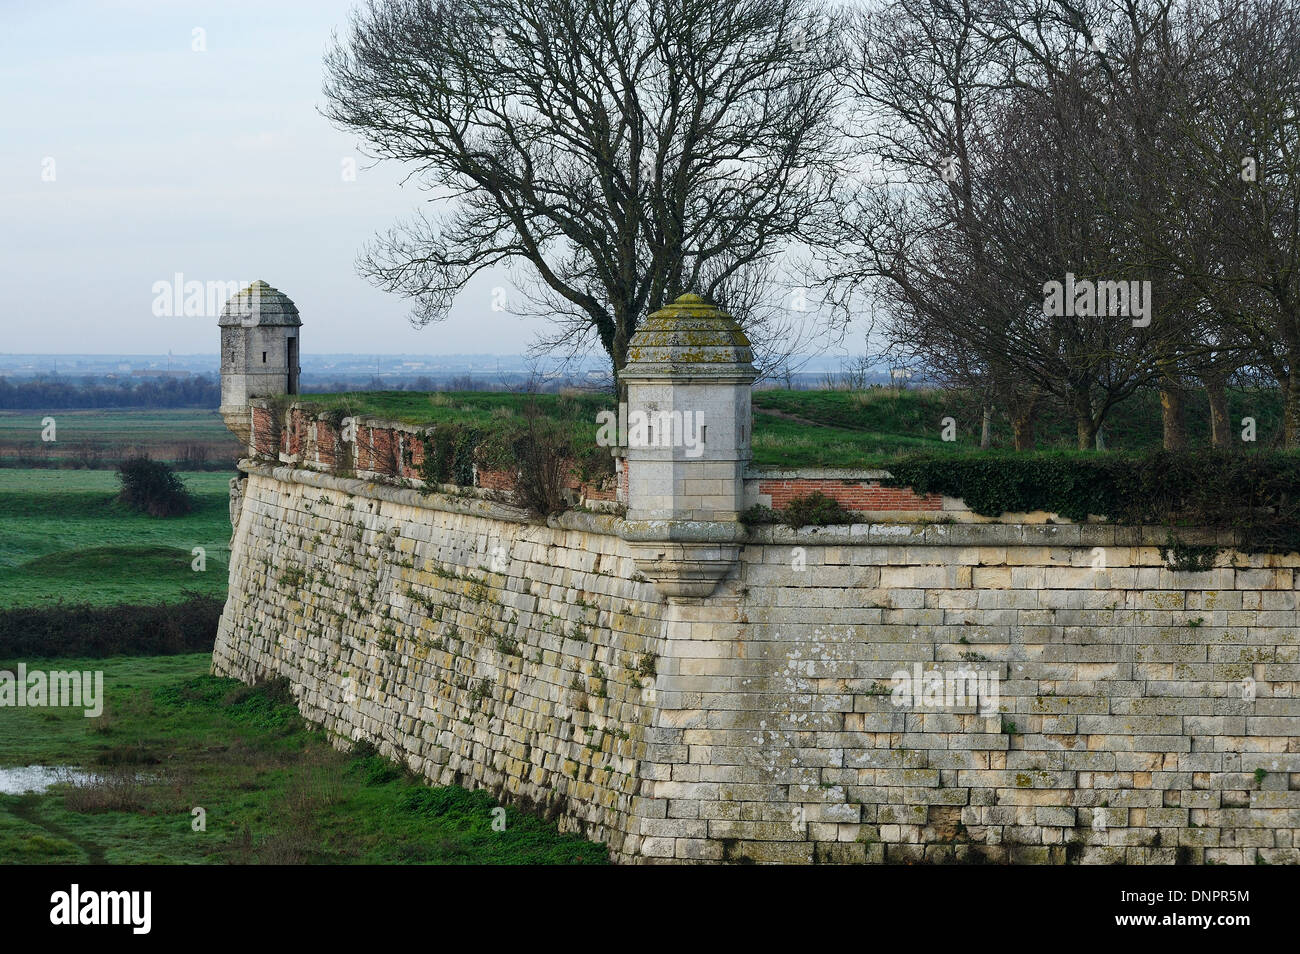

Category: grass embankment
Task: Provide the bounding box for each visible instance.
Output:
[0,654,608,865]
[0,469,231,608]
[304,386,1287,469]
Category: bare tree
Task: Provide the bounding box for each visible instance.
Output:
[1136,0,1300,444]
[323,0,852,385]
[835,0,1244,450]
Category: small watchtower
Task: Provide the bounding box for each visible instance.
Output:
[620,293,756,599]
[218,280,301,443]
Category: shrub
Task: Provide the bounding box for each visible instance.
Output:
[739,504,779,530]
[780,491,857,529]
[116,456,194,516]
[510,401,571,517]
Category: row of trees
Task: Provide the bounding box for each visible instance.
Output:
[323,0,1300,448]
[0,376,221,409]
[841,0,1300,451]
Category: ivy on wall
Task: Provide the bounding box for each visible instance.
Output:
[419,424,481,486]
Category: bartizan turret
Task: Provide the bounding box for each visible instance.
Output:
[218,280,301,445]
[619,293,755,600]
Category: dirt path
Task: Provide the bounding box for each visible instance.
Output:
[755,407,827,428]
[8,792,107,864]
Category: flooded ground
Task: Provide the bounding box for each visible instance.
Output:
[0,765,95,795]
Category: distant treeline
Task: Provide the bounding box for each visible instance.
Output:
[0,373,624,409]
[0,376,220,409]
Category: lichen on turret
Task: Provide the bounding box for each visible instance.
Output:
[217,280,302,327]
[623,293,754,377]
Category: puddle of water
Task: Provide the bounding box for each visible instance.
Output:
[0,766,95,795]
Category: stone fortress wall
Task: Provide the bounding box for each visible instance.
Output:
[213,290,1300,863]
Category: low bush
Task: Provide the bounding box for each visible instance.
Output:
[116,456,194,516]
[509,401,571,517]
[740,492,861,529]
[780,491,858,528]
[62,767,148,814]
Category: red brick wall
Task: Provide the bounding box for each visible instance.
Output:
[477,469,515,491]
[251,406,278,457]
[357,424,400,476]
[758,478,942,512]
[584,482,617,502]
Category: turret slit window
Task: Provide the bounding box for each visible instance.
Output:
[262,352,267,363]
[287,338,298,394]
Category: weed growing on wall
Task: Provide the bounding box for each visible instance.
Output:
[741,492,864,530]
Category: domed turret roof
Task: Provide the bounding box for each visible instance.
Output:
[623,293,755,378]
[218,280,301,327]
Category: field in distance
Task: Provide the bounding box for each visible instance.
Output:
[0,408,241,469]
[0,386,1285,473]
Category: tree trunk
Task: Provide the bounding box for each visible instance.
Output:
[980,405,993,449]
[1159,377,1187,451]
[1206,378,1230,448]
[1074,391,1097,451]
[1011,412,1035,451]
[1286,377,1300,449]
[1095,424,1106,451]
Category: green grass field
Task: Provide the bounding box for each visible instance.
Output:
[0,655,607,865]
[0,469,232,608]
[0,408,234,444]
[0,463,604,865]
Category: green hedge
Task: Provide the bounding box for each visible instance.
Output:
[0,594,222,659]
[882,450,1300,553]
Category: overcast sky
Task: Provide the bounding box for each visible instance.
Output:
[0,0,540,355]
